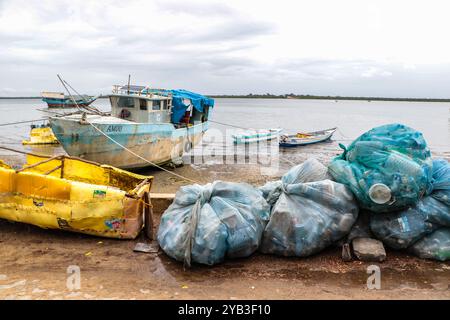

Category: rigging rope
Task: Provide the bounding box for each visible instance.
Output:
[208,119,249,130]
[0,118,47,127]
[335,127,352,140]
[0,145,50,157]
[57,75,104,116]
[63,80,105,116]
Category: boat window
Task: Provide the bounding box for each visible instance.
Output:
[117,97,135,108]
[139,99,147,110]
[152,100,160,111]
[161,101,167,110]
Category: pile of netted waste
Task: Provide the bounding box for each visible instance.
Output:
[157,123,450,266]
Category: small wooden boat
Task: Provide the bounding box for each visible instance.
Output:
[232,128,282,144]
[0,152,153,239]
[279,127,337,147]
[42,91,97,108]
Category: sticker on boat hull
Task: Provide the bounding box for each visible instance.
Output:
[105,218,122,230]
[93,190,106,198]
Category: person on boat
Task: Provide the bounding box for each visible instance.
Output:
[181,104,192,125]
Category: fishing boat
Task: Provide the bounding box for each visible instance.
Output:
[0,151,153,239]
[49,85,214,169]
[41,91,97,108]
[232,128,282,144]
[279,127,337,147]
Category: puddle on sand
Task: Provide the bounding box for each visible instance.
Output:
[140,252,450,292]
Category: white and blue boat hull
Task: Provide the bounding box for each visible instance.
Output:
[50,116,207,169]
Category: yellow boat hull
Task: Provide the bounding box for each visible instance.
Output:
[22,127,59,145]
[0,154,153,239]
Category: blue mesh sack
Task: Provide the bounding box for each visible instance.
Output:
[409,228,450,261]
[157,181,270,267]
[328,123,433,213]
[370,159,450,249]
[370,196,449,249]
[430,158,450,206]
[259,158,330,206]
[259,159,358,257]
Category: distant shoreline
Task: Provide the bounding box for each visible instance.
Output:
[1,94,450,102]
[0,96,109,99]
[209,94,450,102]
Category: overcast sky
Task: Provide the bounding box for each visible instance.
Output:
[1,0,450,97]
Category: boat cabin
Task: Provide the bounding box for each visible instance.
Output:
[109,85,212,127]
[42,91,65,99]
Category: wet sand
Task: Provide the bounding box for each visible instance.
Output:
[0,141,449,300]
[1,218,450,300]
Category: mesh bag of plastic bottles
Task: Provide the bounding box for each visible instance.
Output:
[259,160,359,257]
[328,123,433,213]
[370,196,448,249]
[259,158,330,206]
[409,228,450,261]
[429,158,450,205]
[157,181,270,267]
[370,159,450,249]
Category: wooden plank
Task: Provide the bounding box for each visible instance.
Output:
[150,193,175,200]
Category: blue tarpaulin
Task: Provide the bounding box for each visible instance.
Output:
[142,88,215,123]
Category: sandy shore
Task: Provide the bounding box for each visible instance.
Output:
[1,218,450,300]
[0,141,449,300]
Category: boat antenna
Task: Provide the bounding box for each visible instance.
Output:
[127,74,131,94]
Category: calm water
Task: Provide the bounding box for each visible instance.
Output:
[210,98,449,148]
[0,98,448,162]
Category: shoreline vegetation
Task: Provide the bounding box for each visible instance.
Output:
[1,94,450,102]
[209,94,450,102]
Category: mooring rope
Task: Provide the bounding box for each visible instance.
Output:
[0,118,47,127]
[209,119,249,130]
[335,127,353,140]
[0,145,53,158]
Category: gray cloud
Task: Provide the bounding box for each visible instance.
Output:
[155,0,234,16]
[187,20,274,43]
[0,0,276,96]
[0,0,450,99]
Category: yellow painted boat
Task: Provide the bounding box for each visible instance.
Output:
[0,153,153,239]
[22,126,59,145]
